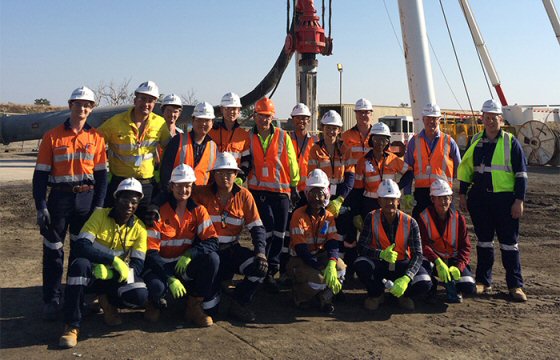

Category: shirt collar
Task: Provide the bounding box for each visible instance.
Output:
[64,118,92,131]
[305,205,326,217]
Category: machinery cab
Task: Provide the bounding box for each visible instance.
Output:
[378,115,414,157]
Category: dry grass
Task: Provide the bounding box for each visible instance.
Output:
[0,103,66,114]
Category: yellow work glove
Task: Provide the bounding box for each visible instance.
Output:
[379,244,398,264]
[449,266,461,281]
[167,276,187,299]
[234,177,244,186]
[323,260,342,294]
[326,196,344,217]
[390,275,411,298]
[175,253,192,275]
[92,264,114,280]
[435,258,451,283]
[401,194,415,212]
[353,215,364,232]
[112,257,129,283]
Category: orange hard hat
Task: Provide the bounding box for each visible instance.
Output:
[255,97,275,115]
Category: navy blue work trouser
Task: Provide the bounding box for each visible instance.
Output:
[421,260,476,295]
[281,191,307,274]
[412,187,431,220]
[214,243,265,305]
[144,252,220,310]
[354,257,432,297]
[42,189,93,304]
[467,190,523,289]
[64,258,148,328]
[251,190,290,276]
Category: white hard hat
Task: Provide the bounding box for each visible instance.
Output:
[481,99,502,114]
[135,80,160,99]
[355,98,373,111]
[291,103,311,117]
[211,152,241,172]
[377,179,401,198]
[162,93,183,108]
[69,86,95,103]
[113,178,144,199]
[370,122,391,137]
[430,179,453,197]
[306,169,330,189]
[170,164,197,183]
[320,110,343,127]
[220,92,241,108]
[192,101,215,119]
[422,103,441,117]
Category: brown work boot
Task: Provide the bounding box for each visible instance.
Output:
[364,294,385,311]
[475,283,492,295]
[144,301,160,323]
[397,297,415,311]
[185,296,213,327]
[58,325,79,349]
[509,287,528,302]
[98,294,122,326]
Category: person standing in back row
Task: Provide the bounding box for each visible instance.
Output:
[402,103,461,219]
[33,86,107,320]
[458,99,528,302]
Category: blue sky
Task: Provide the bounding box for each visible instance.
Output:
[1,1,558,118]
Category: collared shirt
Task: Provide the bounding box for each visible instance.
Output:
[404,129,461,173]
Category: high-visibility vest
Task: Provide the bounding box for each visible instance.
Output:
[35,121,107,184]
[289,206,340,256]
[341,126,371,166]
[147,201,217,262]
[98,108,170,178]
[192,185,264,244]
[355,152,408,198]
[457,131,515,192]
[413,133,454,188]
[173,132,217,186]
[419,208,459,260]
[248,127,291,194]
[307,140,353,188]
[369,210,411,261]
[290,132,318,192]
[209,123,250,166]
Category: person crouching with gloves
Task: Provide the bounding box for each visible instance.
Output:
[418,180,475,302]
[193,152,268,323]
[143,164,220,327]
[286,169,346,313]
[59,178,148,349]
[354,179,432,311]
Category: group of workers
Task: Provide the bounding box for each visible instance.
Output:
[32,80,528,349]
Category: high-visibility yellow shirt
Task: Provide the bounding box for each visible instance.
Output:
[98,108,171,178]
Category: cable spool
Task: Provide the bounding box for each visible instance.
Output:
[516,120,560,166]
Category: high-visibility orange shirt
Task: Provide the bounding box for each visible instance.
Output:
[290,132,318,192]
[209,123,250,166]
[355,151,408,198]
[307,140,354,191]
[147,200,217,261]
[341,125,371,166]
[289,205,340,256]
[35,121,107,184]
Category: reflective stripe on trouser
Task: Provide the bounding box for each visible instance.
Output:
[467,190,523,289]
[211,244,265,306]
[251,190,290,275]
[63,257,148,328]
[143,251,219,307]
[104,176,155,223]
[421,260,476,295]
[354,257,432,297]
[281,192,307,274]
[286,255,346,305]
[42,189,93,304]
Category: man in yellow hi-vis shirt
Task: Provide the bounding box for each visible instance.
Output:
[98,81,171,225]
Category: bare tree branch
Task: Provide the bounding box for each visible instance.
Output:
[96,78,134,106]
[181,88,198,106]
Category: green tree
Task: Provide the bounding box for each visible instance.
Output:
[34,98,51,106]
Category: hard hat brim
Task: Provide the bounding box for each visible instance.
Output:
[113,189,144,200]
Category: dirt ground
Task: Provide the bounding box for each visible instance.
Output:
[1,162,559,359]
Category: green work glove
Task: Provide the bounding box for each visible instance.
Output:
[234,177,244,186]
[353,215,364,232]
[326,196,344,217]
[323,260,342,294]
[112,256,129,283]
[92,264,114,280]
[390,275,411,298]
[379,244,398,264]
[175,253,192,275]
[449,266,461,281]
[401,194,415,212]
[167,276,187,299]
[435,258,451,283]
